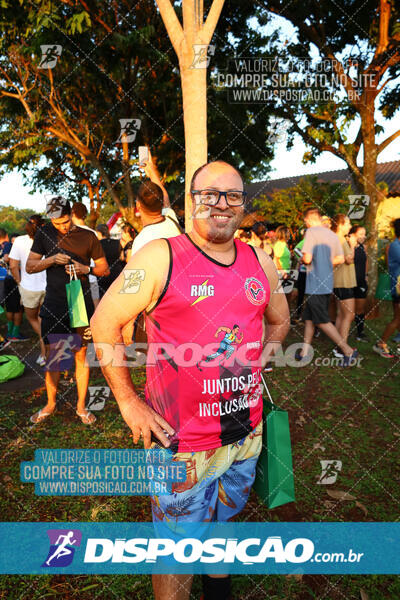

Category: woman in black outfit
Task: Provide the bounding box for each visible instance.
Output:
[120,224,136,264]
[349,225,368,341]
[95,225,124,298]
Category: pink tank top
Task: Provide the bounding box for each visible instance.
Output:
[145,234,271,452]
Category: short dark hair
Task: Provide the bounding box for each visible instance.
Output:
[137,180,163,213]
[252,223,266,237]
[96,224,110,238]
[72,202,88,220]
[29,214,44,228]
[190,161,243,192]
[349,225,365,236]
[26,215,44,239]
[393,218,400,238]
[303,207,321,219]
[0,228,8,239]
[233,324,239,329]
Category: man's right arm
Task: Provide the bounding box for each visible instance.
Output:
[26,251,70,273]
[90,239,175,449]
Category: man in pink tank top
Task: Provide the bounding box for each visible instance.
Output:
[91,161,290,600]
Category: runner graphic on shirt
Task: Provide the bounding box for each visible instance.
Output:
[196,325,243,371]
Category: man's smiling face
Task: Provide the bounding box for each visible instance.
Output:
[191,163,245,244]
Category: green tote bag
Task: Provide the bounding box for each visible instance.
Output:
[253,374,296,509]
[65,265,89,328]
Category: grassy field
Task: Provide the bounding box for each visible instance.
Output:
[0,305,399,599]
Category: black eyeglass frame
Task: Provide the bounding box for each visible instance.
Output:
[191,189,247,207]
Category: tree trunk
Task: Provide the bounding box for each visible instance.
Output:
[180,62,208,231]
[360,104,379,316]
[122,138,135,208]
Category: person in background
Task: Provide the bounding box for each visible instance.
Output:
[26,197,109,425]
[9,215,47,365]
[234,228,252,243]
[273,226,291,275]
[139,147,180,226]
[348,225,369,342]
[292,230,307,323]
[120,224,137,263]
[250,223,267,249]
[373,218,400,358]
[95,224,124,297]
[331,214,357,357]
[0,229,27,345]
[299,208,358,366]
[130,181,182,256]
[321,215,332,229]
[71,202,100,309]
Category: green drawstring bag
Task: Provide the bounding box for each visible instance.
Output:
[0,355,25,383]
[253,374,296,509]
[65,265,89,328]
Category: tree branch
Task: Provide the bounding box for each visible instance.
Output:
[203,0,225,44]
[154,0,184,56]
[377,129,400,154]
[374,0,391,57]
[182,0,196,47]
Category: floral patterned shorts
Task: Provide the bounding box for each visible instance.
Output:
[151,420,262,523]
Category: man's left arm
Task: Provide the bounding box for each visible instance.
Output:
[253,247,290,367]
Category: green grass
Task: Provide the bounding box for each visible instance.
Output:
[0,306,399,598]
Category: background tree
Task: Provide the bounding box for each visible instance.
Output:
[254,0,400,297]
[0,206,37,234]
[254,176,354,236]
[1,0,275,228]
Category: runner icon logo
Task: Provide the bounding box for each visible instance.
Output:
[87,386,110,411]
[190,44,216,69]
[38,45,62,69]
[42,529,82,567]
[317,460,342,485]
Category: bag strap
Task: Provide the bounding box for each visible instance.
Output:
[260,372,274,406]
[69,264,77,281]
[166,215,184,234]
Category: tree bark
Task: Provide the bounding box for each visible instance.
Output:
[155,0,225,230]
[180,52,208,231]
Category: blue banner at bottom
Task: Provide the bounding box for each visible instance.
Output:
[0,522,398,574]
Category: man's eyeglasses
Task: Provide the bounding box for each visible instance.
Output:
[191,189,246,207]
